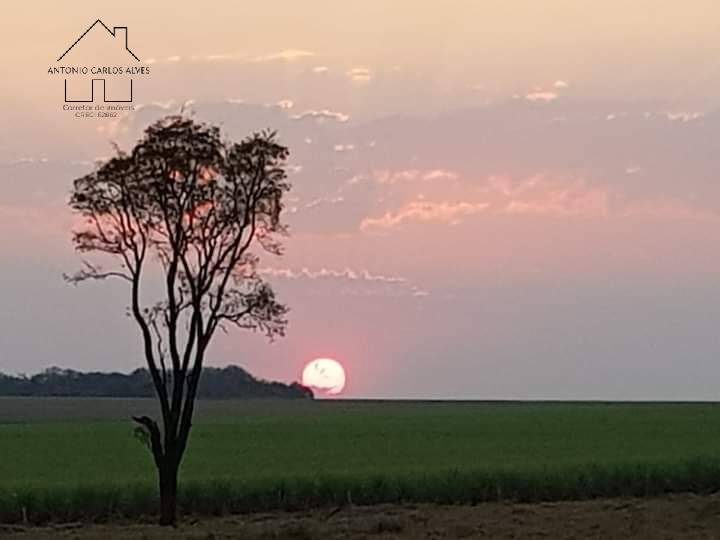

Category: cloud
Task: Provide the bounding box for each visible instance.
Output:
[144,50,321,66]
[114,98,720,238]
[664,111,704,122]
[357,176,619,231]
[553,80,569,88]
[504,190,608,216]
[333,144,356,152]
[291,109,350,123]
[312,66,330,73]
[150,51,319,65]
[275,99,294,109]
[489,175,610,217]
[621,199,719,220]
[260,266,404,282]
[304,196,344,209]
[150,100,177,109]
[6,157,49,165]
[205,53,240,61]
[375,170,420,183]
[251,49,315,62]
[422,169,459,181]
[259,266,428,297]
[348,169,460,186]
[485,175,715,220]
[361,201,490,230]
[346,67,372,82]
[525,91,558,102]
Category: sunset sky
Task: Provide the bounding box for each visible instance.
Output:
[2,1,720,398]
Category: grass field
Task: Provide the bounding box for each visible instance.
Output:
[2,398,720,523]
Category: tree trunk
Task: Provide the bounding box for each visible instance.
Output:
[158,459,179,526]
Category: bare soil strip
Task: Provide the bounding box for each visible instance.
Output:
[4,493,720,539]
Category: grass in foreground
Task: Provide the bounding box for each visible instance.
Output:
[1,399,720,523]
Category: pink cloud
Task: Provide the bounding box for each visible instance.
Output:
[357,173,717,232]
[360,201,490,230]
[348,169,459,186]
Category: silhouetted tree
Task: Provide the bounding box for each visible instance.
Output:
[65,115,290,525]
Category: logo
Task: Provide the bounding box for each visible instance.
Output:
[48,19,152,118]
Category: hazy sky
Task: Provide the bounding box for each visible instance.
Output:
[2,2,720,398]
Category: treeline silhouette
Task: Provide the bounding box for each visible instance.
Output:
[0,366,313,399]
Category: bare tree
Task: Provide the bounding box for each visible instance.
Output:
[66,115,290,525]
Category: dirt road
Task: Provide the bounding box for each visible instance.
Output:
[4,493,720,539]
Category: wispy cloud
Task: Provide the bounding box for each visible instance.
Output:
[206,54,230,61]
[621,199,719,220]
[260,266,404,283]
[4,156,50,165]
[251,49,315,62]
[346,67,372,82]
[291,109,350,123]
[361,201,490,230]
[333,144,356,152]
[348,169,459,186]
[274,99,294,109]
[423,169,459,181]
[259,266,428,297]
[148,51,316,65]
[304,196,344,209]
[488,175,610,217]
[358,176,618,231]
[664,111,704,122]
[525,91,558,102]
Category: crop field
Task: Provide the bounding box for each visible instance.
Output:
[2,398,720,524]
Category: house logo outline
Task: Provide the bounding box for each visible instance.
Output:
[58,19,140,63]
[58,19,140,103]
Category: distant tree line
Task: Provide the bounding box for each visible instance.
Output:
[0,366,313,400]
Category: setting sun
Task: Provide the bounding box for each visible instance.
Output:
[302,358,346,396]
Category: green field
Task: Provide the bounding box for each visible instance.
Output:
[2,398,720,523]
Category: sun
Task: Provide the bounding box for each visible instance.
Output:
[301,358,346,396]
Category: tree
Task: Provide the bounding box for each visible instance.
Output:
[66,115,290,525]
